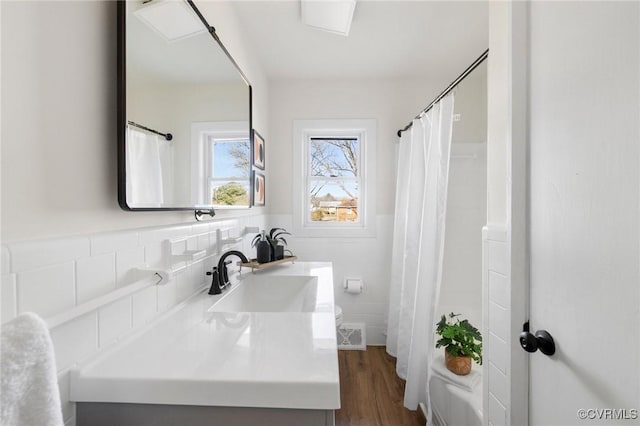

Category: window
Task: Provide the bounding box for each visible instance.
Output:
[308,137,360,223]
[207,137,250,207]
[293,119,376,238]
[190,121,250,209]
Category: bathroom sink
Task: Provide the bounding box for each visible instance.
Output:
[71,262,339,411]
[208,275,319,313]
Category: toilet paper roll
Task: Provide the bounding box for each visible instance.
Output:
[345,279,363,294]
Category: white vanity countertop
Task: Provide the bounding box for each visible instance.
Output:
[70,262,340,410]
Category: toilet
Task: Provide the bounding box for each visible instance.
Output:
[335,305,343,327]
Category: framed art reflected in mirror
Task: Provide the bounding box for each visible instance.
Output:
[252,171,265,206]
[252,129,265,170]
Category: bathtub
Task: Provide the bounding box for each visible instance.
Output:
[429,370,483,426]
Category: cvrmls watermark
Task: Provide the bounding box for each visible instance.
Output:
[577,409,638,420]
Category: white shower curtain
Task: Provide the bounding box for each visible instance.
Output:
[126,127,165,207]
[386,94,455,415]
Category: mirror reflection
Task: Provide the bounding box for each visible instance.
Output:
[120,0,252,210]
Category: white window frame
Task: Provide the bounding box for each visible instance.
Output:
[191,121,250,209]
[292,119,377,238]
[207,136,251,208]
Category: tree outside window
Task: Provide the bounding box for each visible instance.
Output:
[209,138,250,207]
[308,137,360,223]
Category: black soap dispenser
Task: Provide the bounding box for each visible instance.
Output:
[256,230,271,264]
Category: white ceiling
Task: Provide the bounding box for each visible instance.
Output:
[230,1,488,81]
[128,1,242,83]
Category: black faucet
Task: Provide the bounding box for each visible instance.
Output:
[206,250,249,295]
[206,267,222,295]
[218,250,249,288]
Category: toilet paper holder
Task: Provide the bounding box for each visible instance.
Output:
[343,277,363,294]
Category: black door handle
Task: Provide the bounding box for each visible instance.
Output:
[519,321,556,356]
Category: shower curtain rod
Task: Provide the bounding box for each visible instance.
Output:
[396,48,489,138]
[128,121,173,141]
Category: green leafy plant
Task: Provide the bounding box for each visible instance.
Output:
[251,228,292,251]
[435,312,482,365]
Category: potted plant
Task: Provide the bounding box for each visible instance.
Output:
[435,312,482,376]
[251,230,271,263]
[266,227,291,260]
[251,228,292,261]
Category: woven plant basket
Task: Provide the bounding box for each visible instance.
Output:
[445,350,472,376]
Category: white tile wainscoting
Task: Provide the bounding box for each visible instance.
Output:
[482,225,517,426]
[1,215,266,426]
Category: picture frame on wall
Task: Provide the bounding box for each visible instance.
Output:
[252,171,265,206]
[252,129,265,170]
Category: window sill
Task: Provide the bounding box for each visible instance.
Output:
[292,222,377,239]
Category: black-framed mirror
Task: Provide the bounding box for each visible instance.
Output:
[117,0,252,212]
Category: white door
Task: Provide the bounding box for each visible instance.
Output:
[528,2,639,425]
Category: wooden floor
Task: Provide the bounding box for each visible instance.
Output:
[335,346,426,426]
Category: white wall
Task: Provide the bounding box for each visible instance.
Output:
[486,3,509,227]
[438,61,487,331]
[484,2,529,425]
[268,78,443,215]
[438,143,486,330]
[267,77,443,344]
[1,1,268,242]
[1,3,269,425]
[129,80,249,205]
[451,61,487,145]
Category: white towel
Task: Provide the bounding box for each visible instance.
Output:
[126,127,165,207]
[431,354,481,391]
[1,313,64,426]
